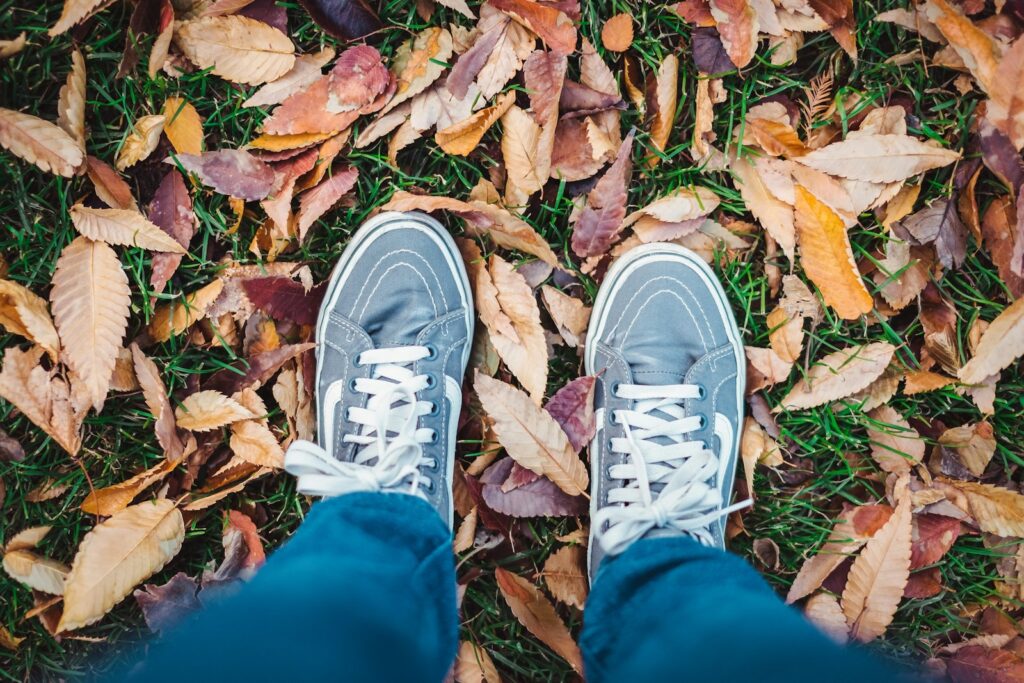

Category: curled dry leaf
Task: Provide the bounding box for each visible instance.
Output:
[780,342,896,411]
[731,154,795,259]
[69,205,186,253]
[230,420,285,468]
[841,492,912,642]
[80,459,177,516]
[475,372,587,497]
[175,15,296,86]
[797,134,960,183]
[960,297,1024,384]
[939,422,996,477]
[296,167,359,240]
[0,107,84,177]
[0,279,60,360]
[924,0,1000,95]
[0,32,26,59]
[384,27,454,114]
[644,55,678,168]
[794,186,873,320]
[2,549,68,595]
[50,236,132,411]
[940,479,1024,537]
[57,49,86,153]
[911,514,961,569]
[480,456,586,517]
[710,0,759,68]
[540,285,590,348]
[489,0,576,55]
[49,0,107,36]
[131,344,185,461]
[542,544,588,609]
[495,567,583,673]
[0,346,85,455]
[436,90,516,156]
[455,641,500,683]
[59,500,185,632]
[176,390,255,432]
[116,114,166,171]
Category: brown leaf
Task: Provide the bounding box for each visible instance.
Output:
[0,107,84,177]
[540,285,590,348]
[162,97,204,156]
[987,37,1024,151]
[230,419,284,468]
[841,491,912,642]
[0,346,85,454]
[131,344,186,462]
[436,91,516,156]
[59,500,184,632]
[296,166,358,240]
[939,422,996,477]
[601,12,633,52]
[0,625,23,651]
[960,297,1024,384]
[746,117,807,158]
[911,514,961,569]
[924,0,1000,94]
[571,130,634,257]
[731,154,796,259]
[50,237,131,411]
[149,279,225,343]
[808,0,856,57]
[896,199,967,270]
[941,479,1024,539]
[981,194,1024,298]
[69,205,186,253]
[541,544,588,608]
[794,186,873,320]
[241,276,325,326]
[173,149,277,201]
[480,456,586,517]
[798,134,960,183]
[175,15,296,86]
[80,459,177,516]
[866,405,925,473]
[766,306,803,363]
[243,48,335,109]
[175,390,255,432]
[116,114,166,171]
[202,342,314,395]
[490,0,576,55]
[780,342,895,411]
[296,0,382,41]
[804,593,849,644]
[57,49,86,153]
[709,0,759,68]
[643,55,678,168]
[501,105,549,199]
[148,170,196,298]
[455,641,501,683]
[475,373,587,496]
[2,549,68,595]
[0,32,26,60]
[495,567,583,672]
[948,645,1024,682]
[384,27,454,114]
[476,256,548,400]
[86,156,135,210]
[133,572,201,635]
[0,279,61,360]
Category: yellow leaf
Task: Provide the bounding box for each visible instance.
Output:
[149,279,225,342]
[0,625,23,651]
[175,16,296,86]
[924,0,1001,94]
[248,131,335,152]
[780,342,895,411]
[940,479,1024,537]
[495,567,583,673]
[80,459,177,516]
[474,373,586,496]
[0,278,60,360]
[229,419,285,468]
[58,500,184,632]
[175,390,255,432]
[644,54,678,168]
[162,97,204,156]
[841,493,911,642]
[436,91,516,156]
[794,185,873,320]
[453,506,478,554]
[69,205,186,253]
[116,114,166,171]
[541,544,588,609]
[0,107,83,177]
[50,237,131,411]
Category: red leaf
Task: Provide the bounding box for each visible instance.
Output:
[203,342,316,395]
[173,149,277,201]
[133,572,201,634]
[903,567,943,598]
[296,0,382,40]
[297,167,359,241]
[490,0,577,55]
[241,277,327,327]
[480,457,586,517]
[148,169,195,297]
[570,130,634,258]
[910,514,961,569]
[949,645,1024,683]
[544,376,596,452]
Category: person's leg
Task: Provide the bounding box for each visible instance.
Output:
[582,536,901,683]
[119,492,456,682]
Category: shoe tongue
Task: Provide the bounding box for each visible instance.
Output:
[358,286,436,345]
[624,340,703,386]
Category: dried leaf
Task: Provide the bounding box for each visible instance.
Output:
[384,27,454,114]
[59,500,184,632]
[938,422,996,477]
[455,641,500,683]
[69,205,186,253]
[148,170,196,297]
[780,342,896,411]
[571,130,634,257]
[540,286,590,349]
[942,480,1024,537]
[544,375,595,452]
[230,420,284,467]
[296,0,382,41]
[601,13,633,52]
[149,279,224,342]
[175,16,296,86]
[50,237,131,411]
[175,390,255,432]
[475,373,586,496]
[116,114,166,171]
[804,593,849,644]
[296,167,358,240]
[0,108,84,177]
[57,49,86,153]
[960,297,1024,384]
[480,456,586,516]
[174,149,277,201]
[797,134,960,183]
[542,544,587,609]
[2,550,68,595]
[710,0,759,68]
[911,514,961,569]
[0,279,60,360]
[436,90,516,156]
[644,55,678,168]
[0,346,85,454]
[948,646,1024,682]
[133,572,201,635]
[162,97,204,156]
[841,492,911,642]
[866,405,925,473]
[80,459,177,516]
[495,567,583,672]
[86,156,135,210]
[0,33,26,59]
[924,0,1000,94]
[731,154,795,259]
[50,0,107,36]
[243,48,335,109]
[794,186,873,320]
[490,0,576,55]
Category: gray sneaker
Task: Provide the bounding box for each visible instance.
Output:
[585,243,749,580]
[284,211,473,527]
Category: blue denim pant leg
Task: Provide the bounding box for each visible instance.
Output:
[116,493,457,683]
[582,536,904,683]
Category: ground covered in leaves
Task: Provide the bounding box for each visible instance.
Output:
[4,0,1024,680]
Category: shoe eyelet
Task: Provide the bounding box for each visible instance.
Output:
[610,381,621,397]
[424,480,434,492]
[698,415,708,429]
[428,431,439,444]
[696,384,707,400]
[352,354,363,368]
[606,439,614,451]
[609,412,618,426]
[428,402,440,416]
[348,378,358,392]
[425,374,437,389]
[424,344,437,360]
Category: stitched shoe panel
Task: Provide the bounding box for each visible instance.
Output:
[285,212,473,528]
[585,243,748,581]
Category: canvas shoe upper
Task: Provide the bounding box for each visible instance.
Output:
[284,211,473,528]
[585,243,750,581]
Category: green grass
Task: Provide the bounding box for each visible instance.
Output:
[1,0,1020,680]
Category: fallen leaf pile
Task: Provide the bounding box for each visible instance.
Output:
[2,0,1024,679]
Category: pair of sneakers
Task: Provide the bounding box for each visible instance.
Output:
[284,212,749,579]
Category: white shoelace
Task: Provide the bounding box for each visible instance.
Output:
[284,345,438,499]
[593,382,751,556]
